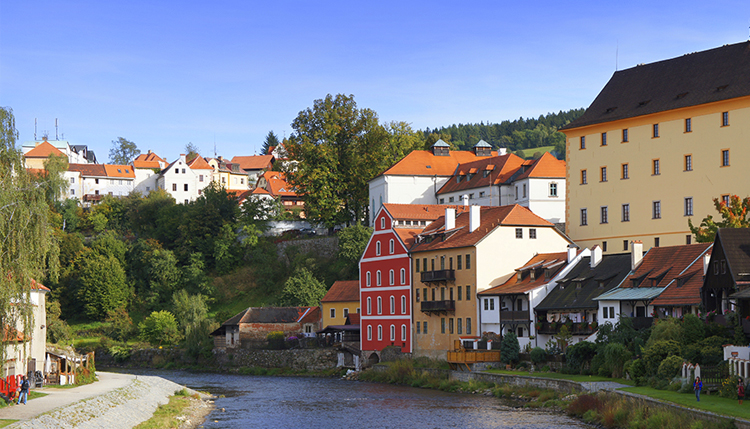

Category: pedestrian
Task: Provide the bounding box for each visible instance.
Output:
[694,376,702,402]
[739,377,745,405]
[16,376,29,405]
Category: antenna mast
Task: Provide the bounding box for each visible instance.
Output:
[55,118,59,140]
[34,118,37,140]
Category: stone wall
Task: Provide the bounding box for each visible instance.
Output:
[214,348,338,371]
[275,236,338,262]
[449,371,582,394]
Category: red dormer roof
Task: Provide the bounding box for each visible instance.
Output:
[479,252,569,295]
[637,243,713,307]
[25,141,66,158]
[68,163,107,177]
[437,154,525,194]
[231,155,274,171]
[188,156,213,170]
[380,149,497,177]
[260,171,298,197]
[103,164,135,178]
[382,203,470,222]
[514,152,566,180]
[133,151,166,169]
[321,280,360,303]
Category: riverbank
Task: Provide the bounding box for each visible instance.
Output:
[0,372,213,429]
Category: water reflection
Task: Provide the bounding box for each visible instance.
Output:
[135,370,590,429]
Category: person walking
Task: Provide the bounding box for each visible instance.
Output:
[694,376,702,402]
[739,378,745,405]
[16,376,30,405]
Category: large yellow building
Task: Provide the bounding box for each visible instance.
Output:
[562,41,750,253]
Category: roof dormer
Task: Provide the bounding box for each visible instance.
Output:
[431,139,450,156]
[473,140,492,157]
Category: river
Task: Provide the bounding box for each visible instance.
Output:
[133,370,591,429]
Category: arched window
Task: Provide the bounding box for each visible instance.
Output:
[390,296,395,314]
[376,241,381,256]
[377,325,382,341]
[380,216,385,229]
[401,296,406,314]
[367,297,372,315]
[389,269,394,285]
[389,239,394,254]
[401,324,407,341]
[400,268,406,284]
[367,325,372,341]
[366,271,371,287]
[377,297,382,314]
[390,325,396,341]
[376,271,381,286]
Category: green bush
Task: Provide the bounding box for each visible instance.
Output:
[565,341,597,374]
[642,339,680,375]
[267,331,286,350]
[657,355,683,380]
[139,310,181,346]
[530,347,547,365]
[501,332,520,364]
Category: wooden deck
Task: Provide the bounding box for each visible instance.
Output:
[447,350,501,371]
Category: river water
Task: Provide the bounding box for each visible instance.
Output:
[140,370,591,429]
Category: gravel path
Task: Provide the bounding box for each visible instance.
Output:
[2,372,204,429]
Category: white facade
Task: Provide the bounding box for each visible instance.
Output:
[3,285,47,378]
[156,155,212,204]
[133,167,160,194]
[369,175,449,222]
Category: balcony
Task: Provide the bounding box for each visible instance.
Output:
[420,300,455,313]
[447,350,501,371]
[421,269,455,283]
[499,310,530,322]
[536,322,596,336]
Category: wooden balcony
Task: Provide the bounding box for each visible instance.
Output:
[447,350,501,371]
[536,322,596,336]
[421,269,455,283]
[420,300,455,313]
[499,310,530,322]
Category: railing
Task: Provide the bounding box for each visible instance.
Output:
[447,350,501,364]
[499,310,530,322]
[421,269,455,283]
[420,300,455,313]
[536,322,596,335]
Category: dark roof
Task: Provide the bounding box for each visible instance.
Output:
[535,254,631,311]
[716,228,750,284]
[221,307,319,325]
[479,252,569,296]
[563,41,750,130]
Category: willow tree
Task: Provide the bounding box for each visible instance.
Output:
[0,106,61,365]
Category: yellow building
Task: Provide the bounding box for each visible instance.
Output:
[321,280,360,328]
[411,205,572,359]
[562,41,750,254]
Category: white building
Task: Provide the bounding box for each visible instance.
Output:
[3,280,48,378]
[156,154,214,204]
[67,164,136,206]
[132,151,168,195]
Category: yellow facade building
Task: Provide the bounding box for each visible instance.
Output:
[320,280,360,328]
[562,41,750,253]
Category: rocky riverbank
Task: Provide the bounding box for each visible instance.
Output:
[9,374,213,429]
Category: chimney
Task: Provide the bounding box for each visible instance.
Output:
[445,208,456,230]
[469,205,480,232]
[567,244,577,263]
[703,252,711,276]
[462,194,469,206]
[631,240,643,270]
[590,245,602,268]
[148,149,152,154]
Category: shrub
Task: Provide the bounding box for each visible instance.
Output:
[603,342,631,378]
[657,355,683,380]
[105,307,135,341]
[501,332,520,364]
[642,339,680,375]
[139,310,181,346]
[567,394,602,417]
[565,341,597,374]
[530,347,546,365]
[267,331,286,350]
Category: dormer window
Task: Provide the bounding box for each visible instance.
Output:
[483,170,490,178]
[577,282,583,290]
[598,281,604,289]
[516,272,522,282]
[529,271,535,280]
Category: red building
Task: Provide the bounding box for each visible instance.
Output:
[360,203,468,364]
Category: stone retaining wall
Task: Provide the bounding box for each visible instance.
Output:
[275,236,338,262]
[214,348,338,371]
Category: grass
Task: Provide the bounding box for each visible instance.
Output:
[0,420,17,428]
[515,145,556,159]
[485,369,635,386]
[622,386,750,421]
[133,389,199,429]
[0,391,48,408]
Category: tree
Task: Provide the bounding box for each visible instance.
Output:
[139,310,181,346]
[337,225,373,279]
[689,195,750,242]
[261,131,280,155]
[279,268,327,307]
[1,106,61,363]
[285,94,390,227]
[76,253,129,320]
[171,290,209,336]
[501,332,520,364]
[185,142,200,159]
[109,137,140,165]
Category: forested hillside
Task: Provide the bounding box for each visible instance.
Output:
[421,108,585,158]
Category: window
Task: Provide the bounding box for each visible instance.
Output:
[653,123,659,138]
[601,132,607,146]
[449,318,454,334]
[600,206,608,224]
[686,235,692,245]
[389,239,394,254]
[515,228,523,239]
[380,217,385,229]
[653,201,661,219]
[449,287,453,300]
[449,196,454,202]
[469,193,475,200]
[580,208,588,226]
[685,118,692,133]
[439,198,444,204]
[69,177,75,184]
[490,299,494,310]
[602,241,608,252]
[423,321,427,334]
[600,167,607,182]
[522,185,526,198]
[484,299,489,310]
[466,318,471,335]
[549,183,557,197]
[401,296,406,314]
[401,325,407,341]
[515,186,518,200]
[70,189,75,196]
[172,183,177,191]
[581,170,587,185]
[184,184,188,191]
[722,111,729,126]
[529,228,537,239]
[622,128,629,142]
[400,268,405,284]
[580,136,586,149]
[685,155,692,171]
[458,286,462,300]
[389,270,394,285]
[199,175,204,182]
[652,159,660,175]
[423,258,427,272]
[654,237,660,247]
[441,318,446,334]
[415,259,420,273]
[479,191,485,198]
[722,149,730,167]
[722,194,730,205]
[366,272,371,287]
[378,325,382,341]
[367,297,371,314]
[181,168,185,173]
[95,178,99,184]
[375,241,381,256]
[440,256,445,270]
[367,326,372,340]
[415,289,420,302]
[376,271,381,286]
[466,285,471,300]
[622,204,630,222]
[623,240,629,251]
[416,321,421,334]
[466,254,471,270]
[622,163,629,179]
[330,308,335,318]
[457,255,462,270]
[390,296,395,314]
[685,197,693,216]
[377,297,382,314]
[457,318,463,335]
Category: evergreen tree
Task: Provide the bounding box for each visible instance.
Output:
[261,131,280,155]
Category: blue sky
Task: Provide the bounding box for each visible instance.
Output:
[1,1,749,162]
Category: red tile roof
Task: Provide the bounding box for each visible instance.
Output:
[411,205,557,252]
[68,163,107,176]
[188,156,213,170]
[24,141,65,158]
[395,228,424,249]
[346,313,360,325]
[321,280,360,303]
[133,151,166,169]
[383,203,470,221]
[515,152,566,180]
[259,171,298,197]
[298,306,321,324]
[437,154,525,194]
[639,243,713,307]
[380,150,497,177]
[479,252,569,295]
[31,279,50,292]
[231,155,274,171]
[103,164,135,178]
